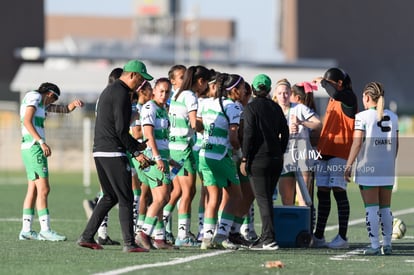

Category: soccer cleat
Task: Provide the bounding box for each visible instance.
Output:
[77,237,103,250]
[135,231,152,250]
[196,231,203,243]
[229,233,253,248]
[188,231,197,239]
[97,236,120,245]
[200,238,214,250]
[175,235,200,247]
[165,231,175,245]
[311,235,327,248]
[363,247,381,256]
[382,245,392,255]
[212,234,239,250]
[242,230,258,241]
[38,230,67,241]
[19,230,38,240]
[327,234,349,249]
[152,239,179,250]
[219,239,239,250]
[249,238,279,250]
[123,244,149,253]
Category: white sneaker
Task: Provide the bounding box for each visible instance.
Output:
[311,235,327,248]
[327,234,349,249]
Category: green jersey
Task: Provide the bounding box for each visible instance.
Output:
[199,98,241,160]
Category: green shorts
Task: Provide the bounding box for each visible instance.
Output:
[141,159,171,189]
[192,148,201,172]
[170,147,196,176]
[129,154,149,185]
[199,154,240,188]
[21,145,48,181]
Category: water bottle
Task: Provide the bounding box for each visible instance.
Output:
[169,158,184,180]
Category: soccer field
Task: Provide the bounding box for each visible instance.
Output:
[1,171,414,275]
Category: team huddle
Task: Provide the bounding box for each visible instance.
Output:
[19,60,399,255]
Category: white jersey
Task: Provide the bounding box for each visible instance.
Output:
[168,90,198,151]
[353,108,398,186]
[20,91,46,149]
[198,97,241,160]
[282,103,317,173]
[141,100,170,159]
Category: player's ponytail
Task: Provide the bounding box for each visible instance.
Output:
[363,82,385,121]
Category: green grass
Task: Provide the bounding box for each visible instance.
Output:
[1,171,414,274]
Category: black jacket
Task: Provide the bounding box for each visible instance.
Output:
[93,79,144,156]
[242,96,289,163]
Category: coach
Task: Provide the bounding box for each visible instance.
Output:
[78,60,153,252]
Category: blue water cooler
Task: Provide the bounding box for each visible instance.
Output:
[273,206,312,247]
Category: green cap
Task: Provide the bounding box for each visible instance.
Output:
[123,60,154,80]
[252,74,272,92]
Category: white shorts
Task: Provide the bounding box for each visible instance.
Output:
[314,157,347,190]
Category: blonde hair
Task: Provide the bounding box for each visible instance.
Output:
[272,78,291,102]
[363,81,385,121]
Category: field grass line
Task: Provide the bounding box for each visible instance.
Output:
[92,250,233,275]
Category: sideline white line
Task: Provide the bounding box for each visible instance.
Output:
[93,250,233,275]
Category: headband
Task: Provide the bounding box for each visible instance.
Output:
[49,89,59,99]
[276,80,291,89]
[296,82,317,93]
[136,80,147,92]
[226,76,243,91]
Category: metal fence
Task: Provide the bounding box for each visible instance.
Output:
[0,109,94,172]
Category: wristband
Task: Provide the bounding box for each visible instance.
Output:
[154,155,162,161]
[38,139,45,145]
[133,151,141,157]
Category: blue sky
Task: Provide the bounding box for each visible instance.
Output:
[45,0,282,61]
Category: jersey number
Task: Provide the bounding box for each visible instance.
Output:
[208,123,215,136]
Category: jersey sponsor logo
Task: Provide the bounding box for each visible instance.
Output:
[377,115,391,132]
[374,139,392,145]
